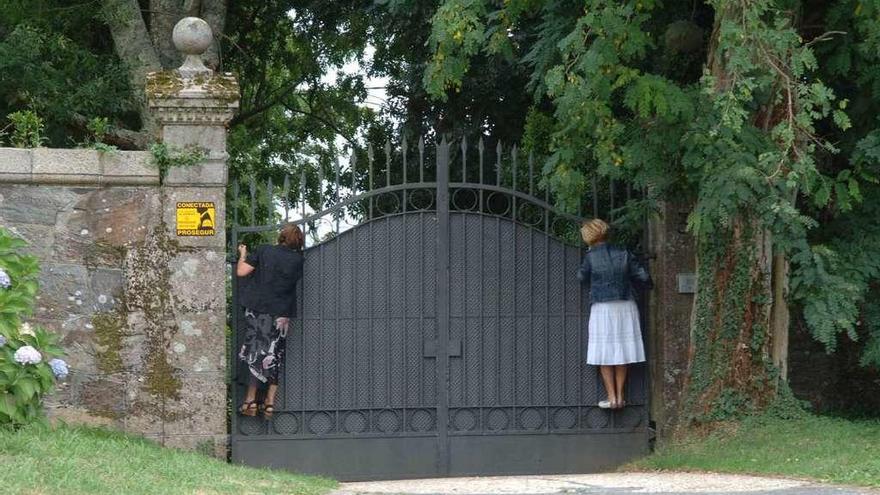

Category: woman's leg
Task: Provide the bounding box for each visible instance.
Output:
[244,383,258,403]
[614,365,627,408]
[239,381,259,416]
[599,365,617,406]
[264,384,278,406]
[261,324,286,418]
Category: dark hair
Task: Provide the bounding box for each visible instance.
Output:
[278,223,304,251]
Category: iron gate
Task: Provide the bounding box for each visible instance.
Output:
[230,137,649,480]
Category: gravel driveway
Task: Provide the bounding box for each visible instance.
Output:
[332,473,879,495]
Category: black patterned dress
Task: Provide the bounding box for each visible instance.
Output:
[237,244,304,385]
[239,309,287,384]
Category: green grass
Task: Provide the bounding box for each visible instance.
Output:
[0,424,337,495]
[630,413,880,487]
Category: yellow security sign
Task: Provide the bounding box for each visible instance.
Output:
[176,202,216,236]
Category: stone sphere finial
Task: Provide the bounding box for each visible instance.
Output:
[172,17,213,78]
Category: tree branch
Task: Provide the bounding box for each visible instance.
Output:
[279,102,359,150]
[229,79,308,126]
[69,113,150,150]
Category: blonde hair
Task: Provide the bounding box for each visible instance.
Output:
[580,219,609,246]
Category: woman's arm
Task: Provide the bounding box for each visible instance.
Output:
[627,251,653,289]
[576,252,591,284]
[236,244,255,277]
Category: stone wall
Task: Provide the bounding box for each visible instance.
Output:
[0,148,227,456]
[0,18,237,456]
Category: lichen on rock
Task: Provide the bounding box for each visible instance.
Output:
[91,307,126,374]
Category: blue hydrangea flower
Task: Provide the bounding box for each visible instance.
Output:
[14,345,41,365]
[0,269,10,289]
[49,358,69,379]
[0,335,6,347]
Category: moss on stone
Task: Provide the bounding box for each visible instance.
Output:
[145,70,184,99]
[146,70,238,104]
[123,223,194,412]
[91,309,125,374]
[143,343,181,401]
[81,218,191,416]
[81,378,125,420]
[202,74,239,103]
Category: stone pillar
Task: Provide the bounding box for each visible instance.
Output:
[647,201,696,436]
[141,17,238,455]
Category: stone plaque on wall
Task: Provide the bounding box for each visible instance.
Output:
[677,273,697,294]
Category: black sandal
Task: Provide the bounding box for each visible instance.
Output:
[239,400,258,417]
[261,403,275,419]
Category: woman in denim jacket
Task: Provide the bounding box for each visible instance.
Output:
[577,219,652,409]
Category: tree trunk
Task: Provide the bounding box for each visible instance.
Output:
[200,0,228,70]
[102,0,163,138]
[149,0,185,69]
[684,220,779,421]
[770,252,790,381]
[682,3,796,422]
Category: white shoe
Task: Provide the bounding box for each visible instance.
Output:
[598,400,613,409]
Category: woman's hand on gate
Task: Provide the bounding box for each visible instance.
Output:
[275,317,290,336]
[238,243,248,259]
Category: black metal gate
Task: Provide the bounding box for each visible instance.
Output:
[230,137,649,480]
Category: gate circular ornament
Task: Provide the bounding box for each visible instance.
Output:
[343,411,369,434]
[273,413,299,435]
[516,202,544,227]
[586,407,610,429]
[376,409,401,433]
[519,408,544,430]
[452,409,478,431]
[552,407,577,430]
[486,408,509,431]
[409,409,435,432]
[239,416,265,436]
[407,188,435,211]
[452,188,479,211]
[375,192,402,216]
[485,191,511,217]
[308,412,335,435]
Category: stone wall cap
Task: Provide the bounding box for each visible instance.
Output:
[0,148,159,185]
[146,71,239,102]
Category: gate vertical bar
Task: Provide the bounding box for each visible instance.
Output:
[230,181,240,438]
[436,137,451,475]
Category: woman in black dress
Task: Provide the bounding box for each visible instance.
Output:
[236,223,304,418]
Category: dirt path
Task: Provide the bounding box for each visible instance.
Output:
[332,473,878,495]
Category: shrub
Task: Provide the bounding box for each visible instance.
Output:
[0,228,68,426]
[6,110,46,148]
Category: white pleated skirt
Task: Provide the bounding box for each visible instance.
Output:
[586,299,646,365]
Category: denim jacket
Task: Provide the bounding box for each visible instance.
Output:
[577,243,653,303]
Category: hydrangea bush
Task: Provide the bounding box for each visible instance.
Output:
[0,228,68,426]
